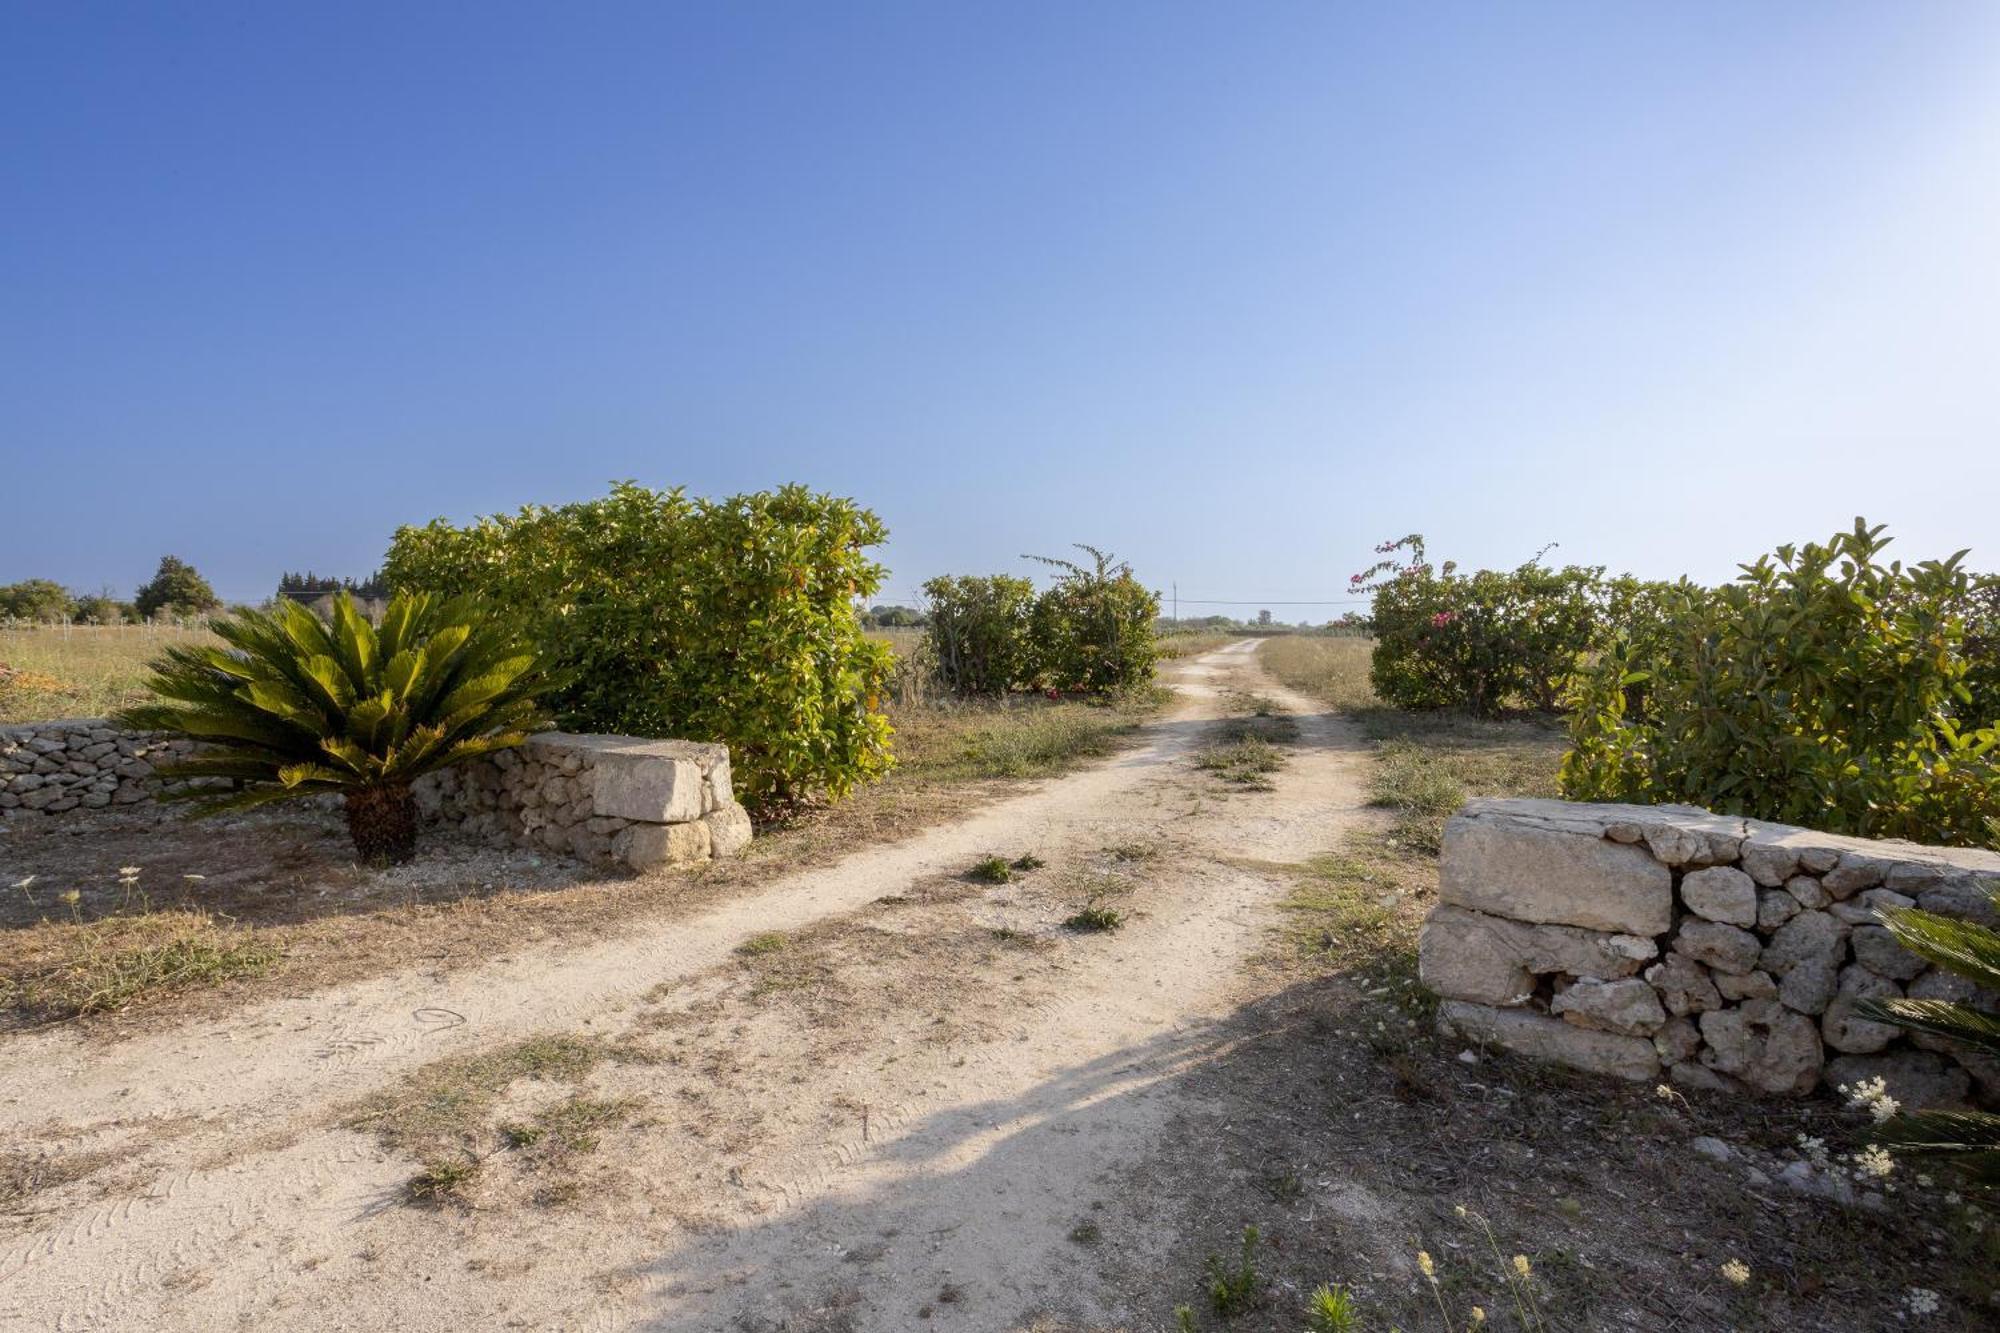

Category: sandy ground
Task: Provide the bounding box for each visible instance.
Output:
[0,641,1371,1331]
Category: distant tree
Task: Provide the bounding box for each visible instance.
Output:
[863,604,927,629]
[278,568,390,603]
[134,556,220,620]
[73,588,138,624]
[1257,608,1273,626]
[0,579,78,622]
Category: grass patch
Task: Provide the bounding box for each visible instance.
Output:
[736,931,789,956]
[345,1033,614,1163]
[1011,853,1045,871]
[1257,635,1378,712]
[889,688,1167,783]
[1366,724,1562,855]
[968,856,1014,884]
[406,1156,480,1205]
[0,623,218,723]
[3,910,278,1019]
[1194,735,1287,789]
[1062,904,1125,933]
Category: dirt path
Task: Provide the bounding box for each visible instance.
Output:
[0,641,1372,1331]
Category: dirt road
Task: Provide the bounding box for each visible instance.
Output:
[0,641,1372,1331]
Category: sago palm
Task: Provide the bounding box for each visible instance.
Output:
[1857,874,2000,1187]
[118,590,559,865]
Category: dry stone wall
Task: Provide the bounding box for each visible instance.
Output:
[0,719,192,816]
[1422,798,1999,1110]
[415,732,752,871]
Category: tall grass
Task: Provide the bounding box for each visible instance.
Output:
[1258,636,1379,712]
[1,624,216,724]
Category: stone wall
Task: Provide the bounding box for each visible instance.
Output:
[0,719,192,817]
[1422,798,1999,1110]
[414,732,752,871]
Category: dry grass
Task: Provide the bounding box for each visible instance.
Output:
[2,909,278,1020]
[1257,635,1378,713]
[1157,631,1239,660]
[0,624,216,723]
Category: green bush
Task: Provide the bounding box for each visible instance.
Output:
[1353,536,1606,715]
[921,546,1160,698]
[383,482,894,813]
[922,574,1036,695]
[1023,545,1160,694]
[0,579,78,623]
[120,590,559,864]
[1561,521,2000,848]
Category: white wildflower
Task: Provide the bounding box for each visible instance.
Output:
[1720,1259,1750,1286]
[1843,1076,1900,1124]
[1851,1145,1895,1179]
[1904,1287,1940,1317]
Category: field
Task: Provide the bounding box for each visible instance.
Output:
[0,623,216,724]
[0,632,1991,1331]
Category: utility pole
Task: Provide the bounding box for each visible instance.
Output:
[1172,581,1178,627]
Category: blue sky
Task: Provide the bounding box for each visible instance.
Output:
[4,3,1997,612]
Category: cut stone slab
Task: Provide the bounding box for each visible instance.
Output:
[1418,906,1655,1007]
[1681,866,1757,927]
[617,818,712,870]
[1438,1000,1660,1081]
[1441,810,1672,935]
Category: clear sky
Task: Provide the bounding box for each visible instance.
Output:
[5,3,1998,612]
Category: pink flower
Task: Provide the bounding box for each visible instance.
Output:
[1431,611,1456,627]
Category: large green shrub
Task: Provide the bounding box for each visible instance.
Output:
[0,579,78,622]
[1023,546,1160,694]
[1352,536,1606,715]
[1561,521,2000,848]
[120,591,558,864]
[922,574,1035,695]
[383,482,893,812]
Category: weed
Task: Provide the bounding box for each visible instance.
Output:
[534,1095,640,1155]
[1206,1225,1262,1318]
[1011,853,1045,871]
[499,1122,544,1149]
[968,856,1014,884]
[406,1156,479,1204]
[8,911,278,1019]
[1069,1220,1102,1245]
[1257,1169,1303,1204]
[1303,1283,1360,1333]
[1063,905,1124,933]
[1173,1306,1197,1333]
[1105,842,1156,862]
[345,1033,610,1162]
[1194,737,1286,789]
[736,932,789,956]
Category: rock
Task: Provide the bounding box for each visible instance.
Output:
[1440,817,1673,935]
[1825,1050,1971,1110]
[1646,954,1721,1016]
[1438,1000,1660,1081]
[1778,1159,1859,1207]
[1669,1060,1740,1094]
[1761,910,1848,975]
[1859,887,1915,913]
[703,802,754,858]
[1757,889,1801,931]
[1823,854,1890,898]
[1741,841,1800,887]
[1681,866,1758,926]
[1699,999,1823,1095]
[1552,978,1667,1037]
[1918,879,2000,927]
[593,753,704,824]
[616,818,712,869]
[1828,900,1878,926]
[1689,1135,1734,1162]
[1653,1016,1700,1064]
[1850,926,1926,982]
[1643,824,1712,868]
[1821,966,1902,1054]
[709,756,735,810]
[1604,821,1643,844]
[1674,921,1762,975]
[1715,969,1777,1001]
[1778,958,1840,1016]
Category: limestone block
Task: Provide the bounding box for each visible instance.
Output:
[1761,910,1847,976]
[703,802,753,859]
[1440,813,1671,935]
[1757,889,1801,932]
[1849,926,1926,982]
[1673,921,1762,975]
[1699,999,1822,1095]
[1551,978,1667,1037]
[617,818,712,870]
[1680,866,1757,926]
[1418,906,1653,1006]
[1714,969,1777,1001]
[1821,966,1902,1054]
[1438,1000,1660,1081]
[1645,954,1720,1017]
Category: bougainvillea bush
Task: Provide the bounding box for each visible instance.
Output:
[1350,535,1616,716]
[384,482,894,813]
[1561,520,2000,848]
